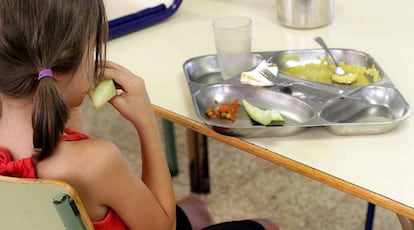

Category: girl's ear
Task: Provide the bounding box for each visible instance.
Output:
[52,72,69,85]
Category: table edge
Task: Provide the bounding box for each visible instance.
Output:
[153,104,414,220]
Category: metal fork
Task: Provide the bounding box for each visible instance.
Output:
[258,67,277,79]
[259,66,362,100]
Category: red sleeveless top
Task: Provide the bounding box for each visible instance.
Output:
[0,128,128,230]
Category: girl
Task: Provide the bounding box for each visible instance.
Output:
[0,0,278,229]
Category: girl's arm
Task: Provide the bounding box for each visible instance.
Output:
[101,61,175,229]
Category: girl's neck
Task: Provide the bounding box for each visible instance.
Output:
[0,93,35,159]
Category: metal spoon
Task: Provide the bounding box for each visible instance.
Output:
[314,36,357,85]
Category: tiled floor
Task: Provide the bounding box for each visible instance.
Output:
[81,99,401,230]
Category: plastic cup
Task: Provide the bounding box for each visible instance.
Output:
[212,16,252,80]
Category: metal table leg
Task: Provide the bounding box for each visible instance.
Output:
[397,213,414,230]
[161,119,179,176]
[187,129,210,193]
[364,202,376,230]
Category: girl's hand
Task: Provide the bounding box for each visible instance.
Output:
[102,61,154,128]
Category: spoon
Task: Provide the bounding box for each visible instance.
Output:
[314,36,357,85]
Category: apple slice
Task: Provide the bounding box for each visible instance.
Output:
[88,79,117,108]
[241,99,284,126]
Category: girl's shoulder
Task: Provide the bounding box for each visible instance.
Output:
[37,137,125,186]
[37,137,131,221]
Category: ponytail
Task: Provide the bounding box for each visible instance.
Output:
[32,71,69,161]
[0,0,108,161]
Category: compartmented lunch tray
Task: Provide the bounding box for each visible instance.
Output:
[183,49,411,137]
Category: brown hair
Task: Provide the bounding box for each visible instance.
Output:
[0,0,108,160]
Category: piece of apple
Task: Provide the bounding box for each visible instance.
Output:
[88,79,117,108]
[241,99,284,126]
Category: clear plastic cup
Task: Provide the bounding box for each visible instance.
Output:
[212,16,252,80]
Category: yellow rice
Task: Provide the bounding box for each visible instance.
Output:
[281,57,381,86]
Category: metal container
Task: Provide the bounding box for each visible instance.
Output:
[276,0,334,29]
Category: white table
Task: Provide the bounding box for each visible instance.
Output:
[107,0,414,221]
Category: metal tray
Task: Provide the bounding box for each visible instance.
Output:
[183,49,411,137]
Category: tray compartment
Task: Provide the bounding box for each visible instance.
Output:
[320,86,411,135]
[272,49,384,86]
[193,84,315,136]
[184,55,222,85]
[184,54,263,85]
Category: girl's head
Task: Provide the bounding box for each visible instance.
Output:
[0,0,108,160]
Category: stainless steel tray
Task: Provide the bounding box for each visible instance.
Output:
[183,49,411,137]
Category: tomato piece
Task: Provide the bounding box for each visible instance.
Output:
[218,105,230,113]
[205,99,240,122]
[231,99,240,109]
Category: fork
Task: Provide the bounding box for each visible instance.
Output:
[259,67,361,100]
[258,68,277,79]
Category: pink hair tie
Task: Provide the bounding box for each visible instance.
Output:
[38,69,54,80]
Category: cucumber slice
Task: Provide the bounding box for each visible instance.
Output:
[242,99,284,126]
[88,79,117,108]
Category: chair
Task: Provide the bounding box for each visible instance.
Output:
[0,175,93,230]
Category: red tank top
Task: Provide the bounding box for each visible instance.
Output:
[0,128,128,230]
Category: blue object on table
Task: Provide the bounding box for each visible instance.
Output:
[108,0,183,40]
